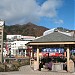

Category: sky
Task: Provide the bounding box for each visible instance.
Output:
[0,0,75,30]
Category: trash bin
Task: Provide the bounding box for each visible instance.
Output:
[30,59,34,68]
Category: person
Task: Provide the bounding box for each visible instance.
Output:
[45,63,48,69]
[63,62,67,71]
[47,61,52,70]
[39,62,43,71]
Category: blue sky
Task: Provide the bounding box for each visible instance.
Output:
[0,0,75,30]
[36,0,75,30]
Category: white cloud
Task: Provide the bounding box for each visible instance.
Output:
[38,0,63,18]
[54,19,64,24]
[0,0,63,25]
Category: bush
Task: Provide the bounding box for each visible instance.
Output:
[0,67,4,72]
[20,60,30,66]
[0,63,9,72]
[5,64,10,71]
[24,60,30,65]
[0,59,30,72]
[6,61,20,71]
[10,64,19,71]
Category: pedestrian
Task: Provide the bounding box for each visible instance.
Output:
[39,61,43,71]
[47,61,52,70]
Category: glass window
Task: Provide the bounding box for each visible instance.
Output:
[0,45,1,48]
[0,36,2,39]
[0,32,2,35]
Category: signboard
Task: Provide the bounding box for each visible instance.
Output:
[42,48,64,53]
[34,48,64,57]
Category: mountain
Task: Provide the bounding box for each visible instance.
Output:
[3,22,49,40]
[3,22,75,40]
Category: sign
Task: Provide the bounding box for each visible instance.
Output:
[42,48,64,53]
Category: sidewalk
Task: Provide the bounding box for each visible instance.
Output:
[0,65,74,75]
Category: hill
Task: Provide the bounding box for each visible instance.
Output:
[4,23,49,40]
[3,23,75,40]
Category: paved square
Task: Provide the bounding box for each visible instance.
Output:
[0,65,74,75]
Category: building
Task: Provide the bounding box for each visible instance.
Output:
[27,29,75,72]
[4,35,35,58]
[7,35,21,41]
[43,28,74,36]
[0,20,4,63]
[10,41,28,57]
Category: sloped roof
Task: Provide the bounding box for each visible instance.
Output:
[31,31,75,43]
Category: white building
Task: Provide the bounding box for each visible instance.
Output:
[0,20,4,63]
[10,41,28,56]
[7,35,21,41]
[43,28,74,36]
[5,35,35,58]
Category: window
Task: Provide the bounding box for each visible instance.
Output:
[0,32,2,35]
[0,36,2,39]
[0,45,1,48]
[0,50,1,53]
